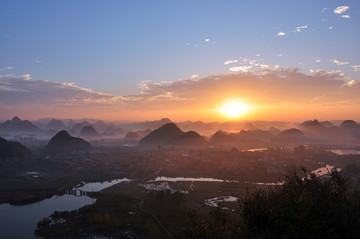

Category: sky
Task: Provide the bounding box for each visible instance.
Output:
[0,0,359,122]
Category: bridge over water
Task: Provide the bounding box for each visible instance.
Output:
[66,189,88,196]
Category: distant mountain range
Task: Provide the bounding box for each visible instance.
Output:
[45,119,66,131]
[1,116,359,147]
[80,125,100,138]
[0,116,40,133]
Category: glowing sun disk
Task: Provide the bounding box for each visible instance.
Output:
[219,100,249,118]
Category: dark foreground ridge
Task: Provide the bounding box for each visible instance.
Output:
[0,137,30,159]
[186,168,360,239]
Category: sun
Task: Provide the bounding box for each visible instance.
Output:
[218,99,250,119]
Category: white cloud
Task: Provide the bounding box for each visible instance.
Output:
[294,25,309,33]
[332,59,349,66]
[138,80,156,89]
[260,64,279,70]
[334,6,349,14]
[204,38,210,42]
[321,19,328,22]
[34,60,43,64]
[352,65,360,72]
[315,58,321,63]
[22,74,32,81]
[276,53,282,57]
[341,15,350,18]
[229,66,252,72]
[310,69,345,78]
[191,74,200,79]
[321,8,328,13]
[224,60,238,65]
[277,31,287,36]
[347,80,360,87]
[329,26,333,30]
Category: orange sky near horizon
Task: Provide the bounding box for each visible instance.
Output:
[5,99,359,123]
[1,69,360,123]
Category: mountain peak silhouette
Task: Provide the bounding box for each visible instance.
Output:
[300,119,322,128]
[46,119,66,130]
[139,123,183,145]
[341,120,359,128]
[0,116,40,132]
[46,130,91,154]
[80,125,99,137]
[11,116,22,123]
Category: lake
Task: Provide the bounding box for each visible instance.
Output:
[328,149,360,155]
[0,178,130,239]
[75,178,131,191]
[151,176,237,182]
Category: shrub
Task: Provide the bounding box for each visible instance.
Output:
[187,167,360,239]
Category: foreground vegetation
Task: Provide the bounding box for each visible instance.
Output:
[34,167,360,239]
[187,167,360,239]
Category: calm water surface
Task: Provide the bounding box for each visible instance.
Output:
[0,178,130,239]
[328,149,360,155]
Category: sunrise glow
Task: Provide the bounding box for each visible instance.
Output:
[0,1,359,123]
[218,99,251,119]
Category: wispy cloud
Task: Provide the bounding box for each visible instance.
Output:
[294,25,309,33]
[321,8,328,13]
[328,26,333,30]
[0,66,14,71]
[34,60,43,64]
[204,38,210,42]
[0,74,120,106]
[224,60,238,65]
[332,59,349,66]
[0,33,11,39]
[341,15,350,19]
[277,31,287,36]
[334,6,349,14]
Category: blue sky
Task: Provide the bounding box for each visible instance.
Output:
[1,0,359,95]
[0,1,359,121]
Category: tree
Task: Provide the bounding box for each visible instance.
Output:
[186,167,360,239]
